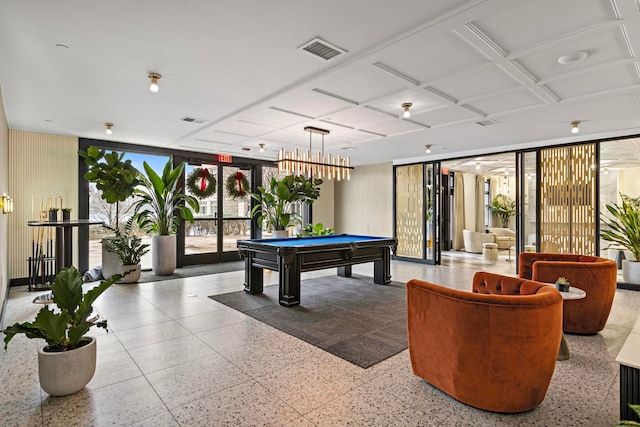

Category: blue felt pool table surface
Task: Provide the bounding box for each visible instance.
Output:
[252,234,391,247]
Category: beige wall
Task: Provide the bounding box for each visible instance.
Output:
[335,162,393,236]
[0,86,8,325]
[8,131,78,280]
[313,179,334,229]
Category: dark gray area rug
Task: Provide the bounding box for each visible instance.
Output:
[209,274,407,368]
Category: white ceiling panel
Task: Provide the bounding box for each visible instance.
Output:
[322,106,394,128]
[312,63,407,103]
[465,88,546,116]
[544,63,640,100]
[366,89,447,116]
[515,27,632,81]
[210,120,274,138]
[412,106,481,127]
[428,64,522,102]
[361,118,424,136]
[269,89,355,119]
[371,30,489,83]
[471,0,617,54]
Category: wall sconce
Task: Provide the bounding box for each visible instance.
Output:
[402,102,412,119]
[148,72,161,93]
[1,193,14,214]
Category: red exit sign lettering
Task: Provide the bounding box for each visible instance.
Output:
[216,154,233,163]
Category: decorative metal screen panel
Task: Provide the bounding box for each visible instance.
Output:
[540,144,596,254]
[395,164,424,258]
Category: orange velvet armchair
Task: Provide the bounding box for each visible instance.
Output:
[518,253,617,334]
[407,272,562,413]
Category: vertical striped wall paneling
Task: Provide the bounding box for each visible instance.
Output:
[8,131,78,281]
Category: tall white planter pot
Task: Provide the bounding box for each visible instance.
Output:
[101,237,120,280]
[622,260,640,284]
[152,234,176,276]
[38,336,96,396]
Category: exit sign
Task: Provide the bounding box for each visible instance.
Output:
[216,154,233,163]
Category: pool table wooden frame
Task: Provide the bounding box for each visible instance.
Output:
[237,234,398,306]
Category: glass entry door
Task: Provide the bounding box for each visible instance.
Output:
[182,163,253,265]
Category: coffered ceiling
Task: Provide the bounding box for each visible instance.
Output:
[1,0,640,166]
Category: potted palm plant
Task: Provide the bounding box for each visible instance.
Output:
[102,217,150,283]
[250,174,322,238]
[601,193,640,284]
[131,157,200,275]
[79,147,141,279]
[488,194,516,228]
[2,267,124,396]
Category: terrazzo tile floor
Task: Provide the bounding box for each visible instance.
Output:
[1,256,639,426]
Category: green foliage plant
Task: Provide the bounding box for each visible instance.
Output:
[601,194,640,261]
[298,222,335,237]
[78,147,141,229]
[488,194,516,228]
[132,157,200,236]
[250,174,322,231]
[103,217,150,265]
[616,404,640,426]
[3,267,123,352]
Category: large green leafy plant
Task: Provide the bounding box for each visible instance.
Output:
[78,147,140,229]
[250,174,322,231]
[132,158,200,236]
[601,194,640,261]
[3,267,122,352]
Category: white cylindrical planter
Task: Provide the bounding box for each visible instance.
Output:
[271,230,289,239]
[117,264,141,283]
[38,336,96,396]
[622,260,640,284]
[101,237,120,280]
[152,234,176,276]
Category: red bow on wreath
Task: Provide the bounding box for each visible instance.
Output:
[200,168,209,192]
[235,171,245,195]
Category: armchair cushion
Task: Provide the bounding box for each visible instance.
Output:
[518,252,617,334]
[407,272,562,413]
[462,229,495,253]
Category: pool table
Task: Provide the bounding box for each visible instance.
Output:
[237,234,398,306]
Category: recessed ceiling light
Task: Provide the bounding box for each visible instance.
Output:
[558,51,588,65]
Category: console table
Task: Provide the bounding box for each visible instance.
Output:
[617,316,640,423]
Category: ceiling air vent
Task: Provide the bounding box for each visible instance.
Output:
[476,120,499,127]
[299,37,346,60]
[181,116,208,124]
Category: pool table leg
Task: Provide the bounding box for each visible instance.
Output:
[278,255,301,306]
[243,253,263,295]
[337,265,352,278]
[374,248,392,285]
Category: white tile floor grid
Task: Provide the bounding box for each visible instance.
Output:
[1,258,638,426]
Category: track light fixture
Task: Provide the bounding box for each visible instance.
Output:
[571,120,580,134]
[402,102,412,119]
[425,144,432,154]
[104,122,113,135]
[148,72,161,93]
[259,143,265,153]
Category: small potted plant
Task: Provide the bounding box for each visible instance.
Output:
[2,267,124,396]
[48,207,59,222]
[296,222,335,237]
[555,277,570,292]
[61,207,72,221]
[102,217,150,283]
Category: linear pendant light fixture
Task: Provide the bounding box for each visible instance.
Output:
[277,126,353,181]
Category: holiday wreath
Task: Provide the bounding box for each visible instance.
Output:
[186,167,216,198]
[226,171,250,199]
